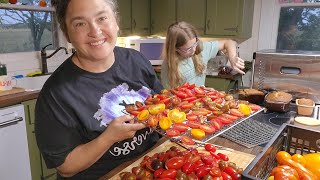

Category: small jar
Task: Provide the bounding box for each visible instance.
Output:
[0,64,7,76]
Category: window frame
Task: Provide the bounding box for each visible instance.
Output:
[0,3,66,54]
[258,0,320,50]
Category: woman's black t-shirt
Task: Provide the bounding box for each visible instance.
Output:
[35,47,163,179]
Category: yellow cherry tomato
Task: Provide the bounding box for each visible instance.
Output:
[137,110,149,121]
[159,117,172,130]
[238,103,252,116]
[148,103,165,115]
[190,129,206,139]
[168,109,186,123]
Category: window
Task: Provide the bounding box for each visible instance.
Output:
[0,2,58,53]
[277,4,320,50]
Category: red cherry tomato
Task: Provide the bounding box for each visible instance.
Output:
[153,168,165,178]
[160,169,177,179]
[201,155,216,165]
[204,144,217,153]
[221,172,232,180]
[209,166,222,177]
[195,166,210,178]
[182,162,195,174]
[175,91,188,99]
[165,157,184,170]
[223,167,241,180]
[187,113,198,121]
[217,153,229,161]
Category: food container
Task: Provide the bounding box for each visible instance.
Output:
[237,89,266,105]
[296,98,315,116]
[242,124,320,180]
[264,92,292,112]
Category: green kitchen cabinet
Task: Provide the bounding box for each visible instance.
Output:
[118,0,150,36]
[205,76,241,92]
[23,99,57,180]
[176,0,206,35]
[150,0,176,36]
[205,0,254,39]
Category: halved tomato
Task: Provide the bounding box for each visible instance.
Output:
[187,113,198,121]
[216,116,233,125]
[229,109,245,117]
[172,123,189,132]
[210,119,223,130]
[190,129,206,139]
[187,121,202,129]
[199,124,215,134]
[221,114,239,121]
[194,87,205,95]
[166,129,180,137]
[180,135,195,145]
[248,104,261,111]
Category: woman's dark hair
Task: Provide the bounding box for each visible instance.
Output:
[51,0,119,41]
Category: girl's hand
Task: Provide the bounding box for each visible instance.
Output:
[104,115,147,144]
[230,56,245,75]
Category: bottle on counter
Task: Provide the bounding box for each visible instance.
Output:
[0,63,7,76]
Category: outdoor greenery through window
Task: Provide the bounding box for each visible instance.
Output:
[0,1,57,53]
[277,5,320,51]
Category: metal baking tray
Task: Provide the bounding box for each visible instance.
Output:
[155,108,265,149]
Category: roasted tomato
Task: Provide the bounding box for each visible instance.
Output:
[172,123,189,132]
[199,124,215,134]
[187,121,202,129]
[180,135,195,145]
[137,110,149,121]
[190,129,206,139]
[229,109,245,117]
[147,115,159,127]
[159,117,172,130]
[148,103,165,115]
[168,109,186,123]
[165,129,180,137]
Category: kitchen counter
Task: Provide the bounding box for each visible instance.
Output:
[100,136,264,180]
[0,90,40,108]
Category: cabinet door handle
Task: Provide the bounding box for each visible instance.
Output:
[0,117,23,127]
[133,19,136,30]
[207,20,211,30]
[151,20,154,30]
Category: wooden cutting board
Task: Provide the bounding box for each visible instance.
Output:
[0,87,25,97]
[110,140,256,180]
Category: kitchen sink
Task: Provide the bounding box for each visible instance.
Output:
[15,75,50,91]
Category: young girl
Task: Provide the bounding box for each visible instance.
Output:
[161,21,245,89]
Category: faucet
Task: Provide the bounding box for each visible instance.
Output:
[41,44,69,74]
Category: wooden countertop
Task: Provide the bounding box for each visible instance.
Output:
[0,90,40,108]
[100,136,264,179]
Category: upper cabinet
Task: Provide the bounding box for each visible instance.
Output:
[176,0,206,36]
[205,0,255,39]
[117,0,150,36]
[150,0,176,36]
[119,0,254,39]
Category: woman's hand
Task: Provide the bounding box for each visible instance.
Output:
[103,115,147,144]
[229,56,245,75]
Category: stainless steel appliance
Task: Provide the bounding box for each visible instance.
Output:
[0,104,32,180]
[251,49,320,104]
